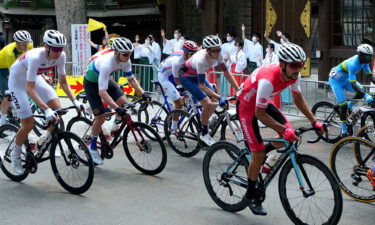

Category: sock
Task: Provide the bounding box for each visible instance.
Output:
[246,178,257,199]
[171,120,178,131]
[90,136,98,150]
[341,121,348,134]
[11,144,22,158]
[202,125,208,136]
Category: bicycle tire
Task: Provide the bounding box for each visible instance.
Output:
[137,100,168,141]
[123,122,167,175]
[50,131,94,195]
[0,124,29,182]
[311,101,343,143]
[202,141,249,212]
[330,136,375,202]
[279,154,343,224]
[360,112,375,141]
[164,109,200,157]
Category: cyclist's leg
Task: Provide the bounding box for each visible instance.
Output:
[329,77,350,135]
[107,79,126,129]
[0,69,10,125]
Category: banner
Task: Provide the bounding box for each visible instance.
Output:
[71,24,91,76]
[87,18,106,32]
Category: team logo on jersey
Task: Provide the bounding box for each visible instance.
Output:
[259,98,267,103]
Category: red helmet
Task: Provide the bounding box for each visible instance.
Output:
[182,40,199,52]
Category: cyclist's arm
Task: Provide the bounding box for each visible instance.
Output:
[57,53,76,102]
[293,92,316,123]
[171,57,183,85]
[349,69,366,95]
[197,73,220,99]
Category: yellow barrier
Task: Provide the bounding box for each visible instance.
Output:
[56,76,135,97]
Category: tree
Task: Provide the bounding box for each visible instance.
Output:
[54,0,87,73]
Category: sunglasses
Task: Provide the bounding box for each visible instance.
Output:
[120,52,131,57]
[50,47,64,52]
[210,48,221,53]
[287,61,304,69]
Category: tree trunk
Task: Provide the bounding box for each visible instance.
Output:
[54,0,87,74]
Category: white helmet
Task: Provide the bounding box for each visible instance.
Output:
[43,30,66,47]
[202,35,222,49]
[13,30,32,43]
[278,43,306,63]
[357,44,373,55]
[112,37,134,53]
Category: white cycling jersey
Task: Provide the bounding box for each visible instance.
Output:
[183,49,226,77]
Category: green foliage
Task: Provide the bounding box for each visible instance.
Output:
[1,0,19,8]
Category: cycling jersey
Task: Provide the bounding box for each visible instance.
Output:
[157,51,185,101]
[237,64,300,152]
[0,42,33,69]
[84,51,133,90]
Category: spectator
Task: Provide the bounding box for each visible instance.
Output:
[262,43,279,65]
[228,40,247,96]
[134,35,156,91]
[0,32,5,49]
[161,28,184,56]
[264,30,291,54]
[241,24,263,74]
[149,33,161,79]
[88,29,109,52]
[221,31,237,68]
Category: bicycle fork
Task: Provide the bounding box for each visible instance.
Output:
[290,153,315,198]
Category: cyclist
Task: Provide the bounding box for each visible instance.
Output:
[83,37,151,165]
[0,30,33,125]
[237,44,325,215]
[180,35,239,146]
[158,40,199,133]
[9,30,84,175]
[328,43,374,137]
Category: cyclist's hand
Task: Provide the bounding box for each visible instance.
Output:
[72,99,84,111]
[218,97,228,107]
[115,107,126,116]
[142,92,152,103]
[44,108,58,122]
[364,93,373,104]
[283,128,300,142]
[312,121,327,134]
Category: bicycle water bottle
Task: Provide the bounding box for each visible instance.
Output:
[103,126,112,142]
[28,135,38,153]
[111,119,122,137]
[262,154,277,173]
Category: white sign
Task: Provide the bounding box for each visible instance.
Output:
[71,24,91,76]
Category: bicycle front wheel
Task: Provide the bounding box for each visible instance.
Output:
[279,154,342,225]
[312,101,342,143]
[330,136,375,202]
[50,131,94,195]
[202,141,249,212]
[123,122,167,175]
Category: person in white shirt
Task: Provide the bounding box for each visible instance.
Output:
[228,40,247,96]
[134,35,156,90]
[221,31,237,68]
[262,43,279,65]
[264,30,291,54]
[149,34,161,79]
[160,28,184,56]
[241,24,263,74]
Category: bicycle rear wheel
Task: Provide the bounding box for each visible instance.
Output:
[0,124,29,182]
[202,141,249,212]
[123,122,167,175]
[164,109,200,157]
[312,101,342,143]
[137,100,168,141]
[330,136,375,202]
[279,154,342,224]
[50,131,94,195]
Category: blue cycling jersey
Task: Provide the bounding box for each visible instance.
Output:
[330,55,371,82]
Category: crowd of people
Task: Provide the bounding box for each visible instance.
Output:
[0,25,374,217]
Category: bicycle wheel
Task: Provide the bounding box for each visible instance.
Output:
[50,131,94,195]
[330,137,375,202]
[312,101,342,143]
[0,124,29,181]
[164,109,200,157]
[360,112,375,141]
[279,154,342,225]
[220,109,242,143]
[202,141,249,212]
[137,100,168,141]
[123,122,167,175]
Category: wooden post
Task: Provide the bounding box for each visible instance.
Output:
[317,0,331,81]
[202,0,218,35]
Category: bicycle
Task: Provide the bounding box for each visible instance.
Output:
[311,98,375,143]
[330,125,375,202]
[202,127,343,224]
[0,106,94,195]
[66,99,167,175]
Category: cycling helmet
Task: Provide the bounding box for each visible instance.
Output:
[357,44,373,55]
[202,35,222,49]
[112,37,134,53]
[108,37,117,49]
[278,43,306,63]
[43,30,66,47]
[182,40,199,52]
[13,30,32,43]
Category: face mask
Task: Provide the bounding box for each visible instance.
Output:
[266,48,271,53]
[280,39,286,44]
[251,37,257,42]
[145,40,150,45]
[174,33,179,39]
[226,36,233,42]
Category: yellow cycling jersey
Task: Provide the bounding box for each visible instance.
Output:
[0,42,33,69]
